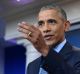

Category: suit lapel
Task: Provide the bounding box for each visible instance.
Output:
[59,42,73,60]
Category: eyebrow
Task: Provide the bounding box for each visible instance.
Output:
[38,19,57,23]
[47,19,57,23]
[38,20,44,24]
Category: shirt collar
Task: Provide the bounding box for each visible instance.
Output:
[53,39,66,53]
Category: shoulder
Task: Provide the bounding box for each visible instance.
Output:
[27,57,41,74]
[72,46,80,51]
[71,46,80,58]
[27,57,41,69]
[69,46,80,65]
[72,46,80,58]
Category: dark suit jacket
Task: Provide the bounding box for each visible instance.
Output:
[27,42,80,74]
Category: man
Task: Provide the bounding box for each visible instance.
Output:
[18,5,80,74]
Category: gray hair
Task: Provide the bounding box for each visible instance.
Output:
[39,4,67,20]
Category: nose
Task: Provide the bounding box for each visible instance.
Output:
[43,22,51,33]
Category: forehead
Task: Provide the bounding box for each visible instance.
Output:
[38,9,61,20]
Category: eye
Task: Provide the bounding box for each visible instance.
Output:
[48,19,57,24]
[38,21,44,26]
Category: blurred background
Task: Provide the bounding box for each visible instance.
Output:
[0,0,80,74]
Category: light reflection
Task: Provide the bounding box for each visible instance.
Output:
[10,0,34,6]
[16,0,20,2]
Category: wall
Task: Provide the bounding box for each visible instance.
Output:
[62,0,80,22]
[5,0,80,65]
[5,0,80,39]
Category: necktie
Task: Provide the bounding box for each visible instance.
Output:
[39,67,48,74]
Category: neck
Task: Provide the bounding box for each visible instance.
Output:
[49,39,66,49]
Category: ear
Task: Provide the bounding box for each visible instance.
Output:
[64,21,70,32]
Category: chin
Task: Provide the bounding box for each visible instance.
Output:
[46,41,55,47]
[45,39,59,48]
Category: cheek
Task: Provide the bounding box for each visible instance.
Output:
[38,28,42,32]
[53,25,64,38]
[38,28,44,34]
[56,28,65,41]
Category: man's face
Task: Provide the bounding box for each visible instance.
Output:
[38,9,70,47]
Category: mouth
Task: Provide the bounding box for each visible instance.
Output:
[44,35,54,40]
